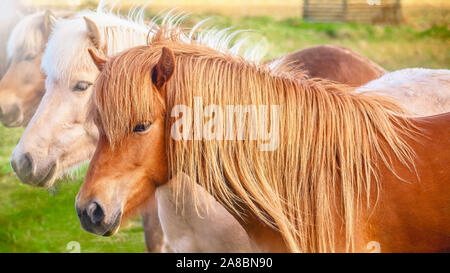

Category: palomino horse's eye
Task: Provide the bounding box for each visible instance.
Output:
[24,54,36,61]
[133,122,152,133]
[73,81,92,92]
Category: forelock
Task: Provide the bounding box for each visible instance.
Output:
[41,10,152,83]
[7,11,46,61]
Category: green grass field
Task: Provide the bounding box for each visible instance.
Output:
[0,2,449,253]
[0,127,147,253]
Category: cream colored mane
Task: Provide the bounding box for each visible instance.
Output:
[7,11,48,61]
[93,24,418,253]
[41,6,153,83]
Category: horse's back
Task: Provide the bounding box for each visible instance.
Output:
[271,45,386,86]
[356,68,450,116]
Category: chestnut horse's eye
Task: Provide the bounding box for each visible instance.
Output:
[133,122,152,133]
[73,81,92,92]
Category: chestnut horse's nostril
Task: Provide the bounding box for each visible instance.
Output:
[87,202,105,224]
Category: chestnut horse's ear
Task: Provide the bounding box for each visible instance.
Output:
[152,47,175,90]
[88,48,106,71]
[42,10,57,38]
[84,16,103,49]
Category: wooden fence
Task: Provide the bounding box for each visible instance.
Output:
[303,0,402,24]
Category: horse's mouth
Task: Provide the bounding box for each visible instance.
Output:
[12,158,58,188]
[37,164,58,188]
[2,118,23,128]
[102,212,122,237]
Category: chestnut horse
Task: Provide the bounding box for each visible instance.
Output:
[77,27,450,253]
[268,45,386,86]
[0,10,73,127]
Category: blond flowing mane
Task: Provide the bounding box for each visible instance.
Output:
[93,27,418,253]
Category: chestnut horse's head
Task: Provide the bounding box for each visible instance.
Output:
[76,47,173,236]
[0,10,56,127]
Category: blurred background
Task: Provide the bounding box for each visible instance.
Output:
[0,0,448,252]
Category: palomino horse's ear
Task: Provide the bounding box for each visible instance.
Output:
[43,10,57,38]
[152,47,175,90]
[88,48,106,71]
[84,16,103,49]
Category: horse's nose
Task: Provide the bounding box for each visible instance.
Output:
[0,104,22,127]
[11,152,33,181]
[11,152,57,187]
[87,201,105,224]
[77,201,105,228]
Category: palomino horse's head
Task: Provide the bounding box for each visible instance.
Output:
[76,47,174,236]
[11,11,150,187]
[0,11,56,127]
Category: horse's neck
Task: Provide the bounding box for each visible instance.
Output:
[357,112,450,252]
[410,112,450,149]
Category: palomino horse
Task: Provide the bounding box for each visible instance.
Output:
[77,26,450,252]
[0,0,27,79]
[9,7,166,252]
[355,68,450,116]
[0,10,73,127]
[268,45,386,86]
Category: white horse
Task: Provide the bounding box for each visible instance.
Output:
[354,68,450,116]
[10,5,165,252]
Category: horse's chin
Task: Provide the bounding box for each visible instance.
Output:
[1,115,23,128]
[13,160,58,189]
[38,164,59,189]
[101,211,122,237]
[2,120,23,128]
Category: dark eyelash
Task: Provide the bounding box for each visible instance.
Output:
[133,122,152,133]
[73,81,92,92]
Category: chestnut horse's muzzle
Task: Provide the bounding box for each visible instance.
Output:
[76,200,122,236]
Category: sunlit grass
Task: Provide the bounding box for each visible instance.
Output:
[0,125,146,253]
